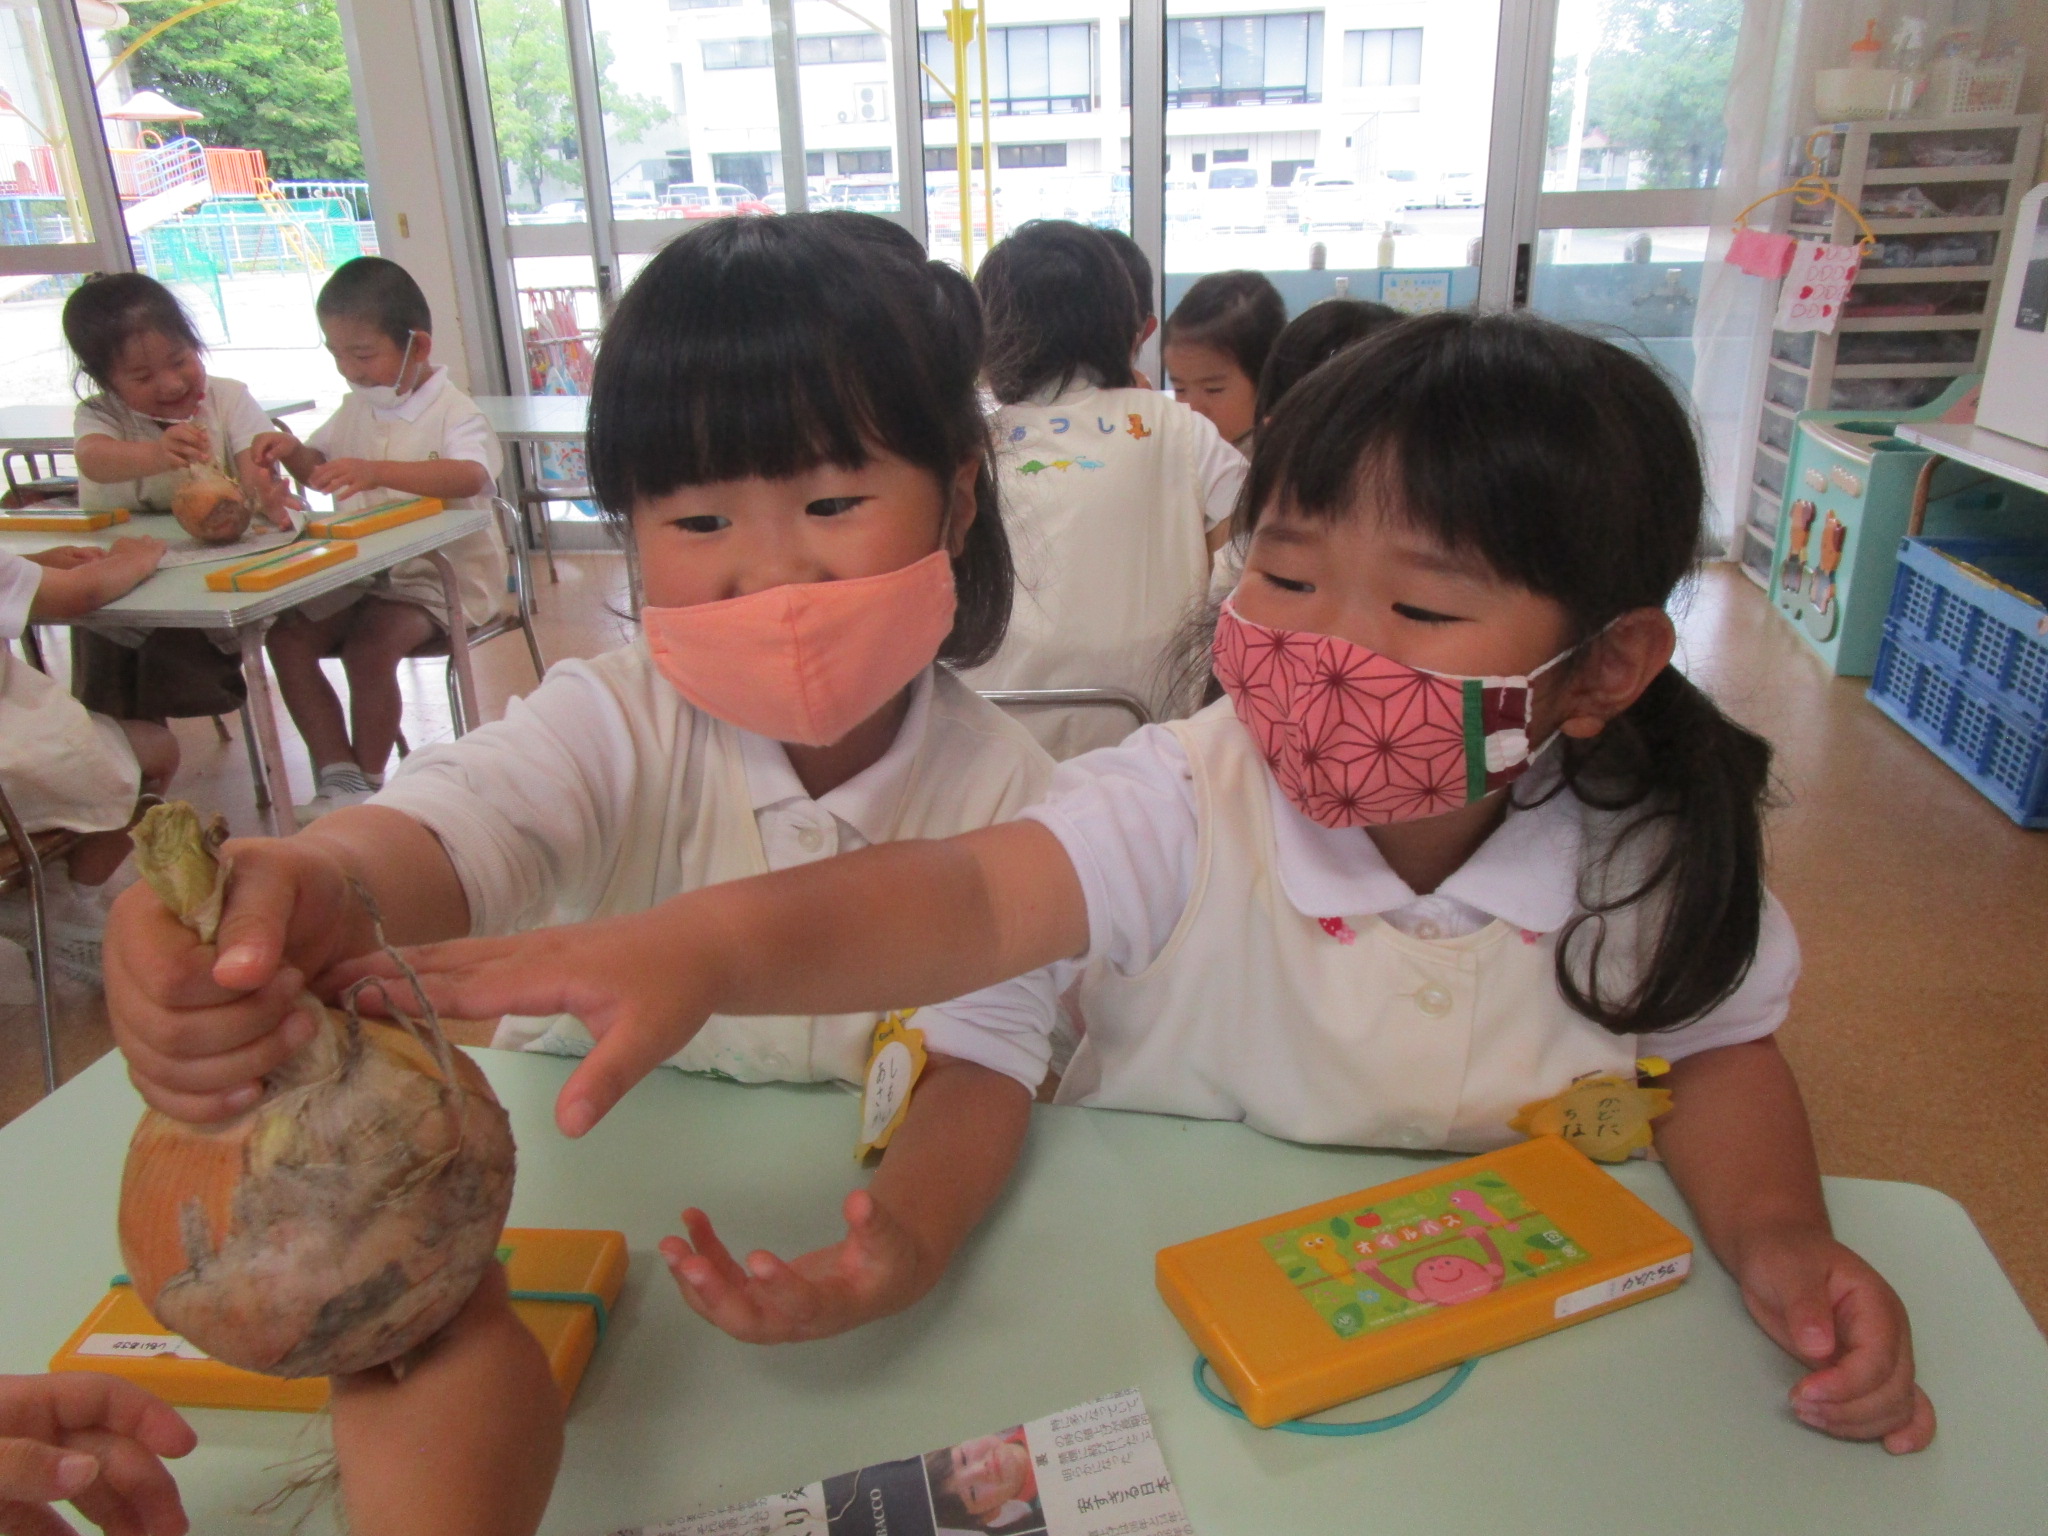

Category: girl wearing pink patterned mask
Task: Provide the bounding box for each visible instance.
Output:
[334,313,1930,1456]
[102,213,1057,1352]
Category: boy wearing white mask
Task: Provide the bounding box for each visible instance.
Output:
[259,257,508,819]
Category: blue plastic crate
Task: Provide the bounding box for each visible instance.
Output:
[1869,629,2048,827]
[1883,538,2048,722]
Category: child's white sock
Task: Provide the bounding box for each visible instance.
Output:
[316,763,377,798]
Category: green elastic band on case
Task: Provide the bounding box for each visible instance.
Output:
[1192,1354,1475,1436]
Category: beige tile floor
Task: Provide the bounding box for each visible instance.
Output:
[7,556,2046,1333]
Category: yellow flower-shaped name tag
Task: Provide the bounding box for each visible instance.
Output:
[857,1011,929,1163]
[1508,1059,1674,1163]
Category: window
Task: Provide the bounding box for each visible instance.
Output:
[806,151,826,176]
[839,148,892,174]
[1270,157,1313,186]
[1345,27,1421,88]
[669,0,739,9]
[925,145,984,171]
[921,24,1096,117]
[1167,13,1323,108]
[1212,148,1248,163]
[797,33,887,65]
[670,63,688,114]
[997,141,1067,169]
[702,37,772,69]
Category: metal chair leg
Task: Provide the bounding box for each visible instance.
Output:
[237,701,270,812]
[0,786,58,1096]
[444,656,467,738]
[212,714,231,743]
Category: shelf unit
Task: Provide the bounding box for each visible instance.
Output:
[1736,112,2043,585]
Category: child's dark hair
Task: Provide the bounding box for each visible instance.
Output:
[1161,270,1286,385]
[61,273,204,393]
[1096,227,1154,324]
[1246,310,1773,1037]
[1256,298,1402,421]
[317,257,433,349]
[590,211,1012,667]
[976,220,1138,405]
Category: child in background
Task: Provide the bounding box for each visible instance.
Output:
[1255,297,1402,423]
[258,258,507,819]
[1,541,176,884]
[63,274,294,724]
[105,213,1053,1347]
[1095,228,1158,383]
[963,220,1245,758]
[0,1265,561,1535]
[332,313,1934,1455]
[1161,270,1286,453]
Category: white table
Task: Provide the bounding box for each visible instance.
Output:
[0,399,317,458]
[8,1051,2045,1535]
[1896,421,2048,502]
[475,395,589,445]
[0,507,491,834]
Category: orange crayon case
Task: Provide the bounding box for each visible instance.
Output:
[49,1227,628,1412]
[0,508,129,532]
[203,539,356,592]
[304,496,443,539]
[1156,1136,1693,1427]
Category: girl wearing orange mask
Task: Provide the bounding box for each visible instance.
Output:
[101,213,1053,1346]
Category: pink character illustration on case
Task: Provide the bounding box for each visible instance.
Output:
[1354,1229,1508,1307]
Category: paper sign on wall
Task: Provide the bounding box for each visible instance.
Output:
[1774,241,1862,333]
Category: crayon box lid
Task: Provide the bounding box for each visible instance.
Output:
[48,1228,628,1413]
[1156,1136,1693,1426]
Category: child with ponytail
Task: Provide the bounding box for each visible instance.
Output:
[136,312,1931,1452]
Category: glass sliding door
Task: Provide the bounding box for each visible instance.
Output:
[1157,0,1505,325]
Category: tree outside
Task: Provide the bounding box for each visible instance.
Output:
[476,0,668,210]
[112,0,366,181]
[1549,0,1741,191]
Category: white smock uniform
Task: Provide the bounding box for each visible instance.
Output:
[303,367,507,631]
[962,384,1244,761]
[373,642,1053,1084]
[914,702,1800,1150]
[0,552,138,832]
[73,377,271,515]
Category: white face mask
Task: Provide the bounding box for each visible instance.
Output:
[350,332,417,410]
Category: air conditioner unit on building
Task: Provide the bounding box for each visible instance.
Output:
[831,83,889,124]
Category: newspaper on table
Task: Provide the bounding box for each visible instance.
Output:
[157,515,304,569]
[612,1388,1194,1536]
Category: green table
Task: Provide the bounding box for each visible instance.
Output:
[5,1052,2044,1534]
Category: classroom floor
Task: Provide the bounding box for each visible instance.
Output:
[4,556,2045,1336]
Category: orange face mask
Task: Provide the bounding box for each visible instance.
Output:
[642,548,958,746]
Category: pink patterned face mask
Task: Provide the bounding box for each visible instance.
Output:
[1212,598,1574,828]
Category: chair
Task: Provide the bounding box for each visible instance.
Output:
[975,687,1154,732]
[0,779,80,1097]
[405,497,547,737]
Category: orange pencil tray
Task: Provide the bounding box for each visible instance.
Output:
[1157,1135,1693,1426]
[50,1227,627,1412]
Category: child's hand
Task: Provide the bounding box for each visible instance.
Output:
[156,420,211,470]
[248,430,297,471]
[0,1371,195,1535]
[105,836,369,1123]
[1734,1228,1936,1453]
[661,1191,926,1344]
[26,545,106,571]
[305,458,385,503]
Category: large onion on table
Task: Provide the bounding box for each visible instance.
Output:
[117,804,516,1377]
[170,469,253,545]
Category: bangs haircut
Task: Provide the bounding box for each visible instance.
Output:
[62,272,204,394]
[1161,269,1286,385]
[977,220,1139,404]
[1243,309,1697,636]
[590,211,1013,666]
[317,257,433,348]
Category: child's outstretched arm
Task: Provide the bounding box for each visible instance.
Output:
[1655,1037,1935,1453]
[329,1265,563,1536]
[25,537,167,619]
[305,456,490,505]
[664,1053,1031,1342]
[332,820,1088,1139]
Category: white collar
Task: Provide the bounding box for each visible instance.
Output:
[734,667,935,846]
[371,364,449,423]
[1264,756,1584,934]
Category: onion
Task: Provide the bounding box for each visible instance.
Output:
[170,471,253,544]
[118,804,517,1377]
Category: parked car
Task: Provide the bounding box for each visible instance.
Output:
[1294,173,1370,234]
[1203,165,1266,233]
[1436,170,1480,207]
[1165,175,1202,223]
[659,182,773,219]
